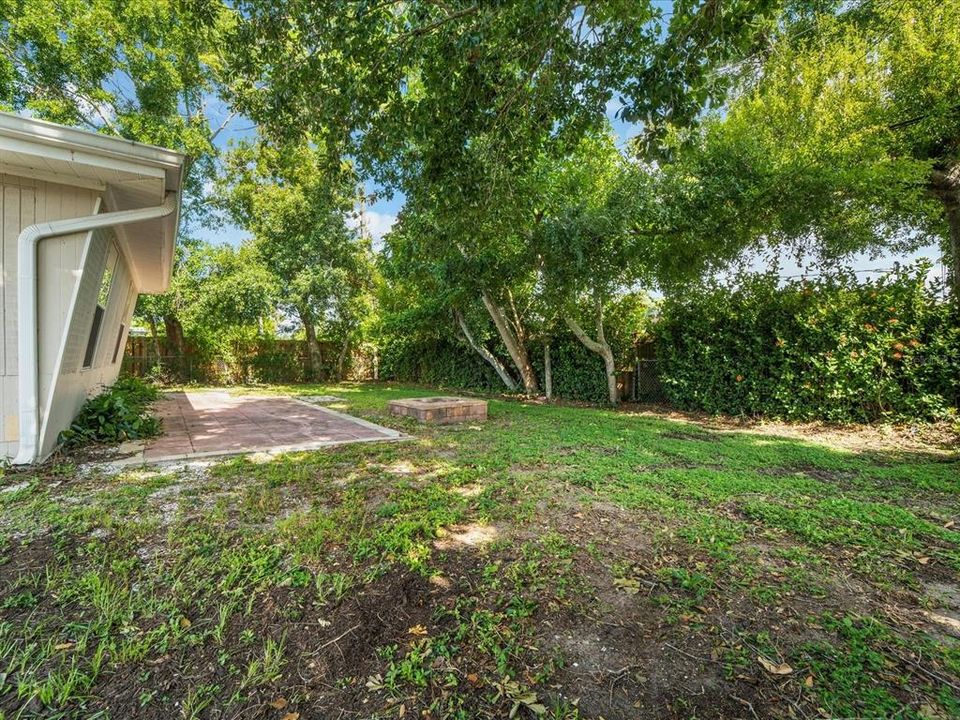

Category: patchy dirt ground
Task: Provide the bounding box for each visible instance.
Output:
[618,402,960,456]
[1,383,958,719]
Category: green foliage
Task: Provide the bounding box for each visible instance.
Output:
[653,0,960,292]
[218,140,376,377]
[379,333,621,404]
[60,377,161,447]
[227,1,794,396]
[380,336,503,393]
[0,0,234,229]
[656,265,960,422]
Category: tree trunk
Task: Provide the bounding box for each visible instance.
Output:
[454,309,518,391]
[946,200,960,300]
[163,314,186,355]
[565,299,618,405]
[930,163,960,299]
[336,336,350,381]
[300,309,323,381]
[148,315,163,366]
[481,290,539,395]
[544,343,553,401]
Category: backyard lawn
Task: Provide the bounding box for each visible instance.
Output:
[1,383,959,719]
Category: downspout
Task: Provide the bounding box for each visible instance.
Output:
[13,192,179,465]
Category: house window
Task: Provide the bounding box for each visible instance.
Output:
[83,247,118,369]
[83,306,104,368]
[112,324,126,364]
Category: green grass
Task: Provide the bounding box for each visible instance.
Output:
[0,381,957,719]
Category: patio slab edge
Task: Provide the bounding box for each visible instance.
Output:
[105,432,411,469]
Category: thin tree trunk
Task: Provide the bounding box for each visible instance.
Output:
[455,310,518,391]
[163,314,186,380]
[148,315,163,367]
[336,336,350,381]
[300,309,323,381]
[565,298,618,405]
[946,201,960,300]
[930,163,960,298]
[544,343,553,400]
[481,290,539,395]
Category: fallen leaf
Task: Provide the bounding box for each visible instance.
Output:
[757,655,793,675]
[917,556,931,565]
[919,702,948,719]
[804,675,814,688]
[398,703,406,718]
[280,713,299,720]
[269,698,288,710]
[924,610,960,634]
[54,643,74,651]
[466,673,479,685]
[408,624,428,636]
[179,617,192,630]
[945,521,956,529]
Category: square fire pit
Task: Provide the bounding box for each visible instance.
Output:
[389,396,488,424]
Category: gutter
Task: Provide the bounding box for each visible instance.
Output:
[13,193,179,465]
[0,112,186,172]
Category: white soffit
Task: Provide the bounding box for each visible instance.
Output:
[0,112,186,293]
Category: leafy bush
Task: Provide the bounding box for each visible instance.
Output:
[61,377,162,447]
[381,333,624,402]
[380,336,503,392]
[378,293,651,402]
[655,265,959,422]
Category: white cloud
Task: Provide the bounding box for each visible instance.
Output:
[364,210,398,241]
[349,209,397,248]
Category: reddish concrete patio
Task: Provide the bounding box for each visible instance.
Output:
[121,391,402,464]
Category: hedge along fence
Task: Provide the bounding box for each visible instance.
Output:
[123,336,376,385]
[654,266,960,423]
[379,333,637,403]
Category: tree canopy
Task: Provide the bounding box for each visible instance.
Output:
[2,0,956,396]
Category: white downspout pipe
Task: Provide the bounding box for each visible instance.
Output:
[13,193,178,465]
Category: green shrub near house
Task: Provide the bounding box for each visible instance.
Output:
[655,264,960,423]
[60,377,162,447]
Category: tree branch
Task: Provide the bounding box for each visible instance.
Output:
[455,308,518,391]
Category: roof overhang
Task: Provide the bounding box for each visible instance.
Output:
[0,112,186,293]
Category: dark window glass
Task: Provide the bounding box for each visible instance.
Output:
[112,324,126,364]
[83,305,105,369]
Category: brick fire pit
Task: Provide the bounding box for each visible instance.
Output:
[388,396,488,424]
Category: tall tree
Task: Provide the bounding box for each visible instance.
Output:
[226,0,798,394]
[219,140,373,381]
[1,0,242,360]
[0,0,234,227]
[653,0,960,294]
[535,132,638,404]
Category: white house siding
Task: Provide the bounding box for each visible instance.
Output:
[0,175,112,457]
[37,227,137,458]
